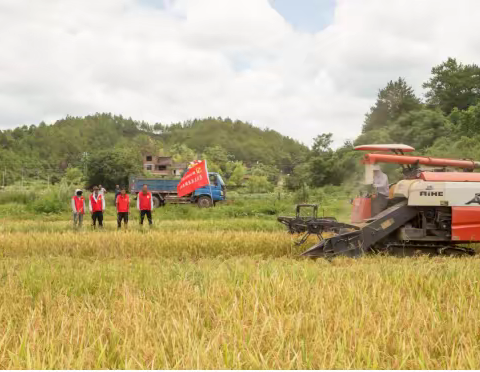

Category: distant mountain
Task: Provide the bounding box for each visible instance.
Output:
[0,113,309,180]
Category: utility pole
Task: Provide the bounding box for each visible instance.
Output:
[82,152,88,177]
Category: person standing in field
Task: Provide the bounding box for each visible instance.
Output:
[89,186,105,228]
[116,186,129,230]
[137,184,153,226]
[99,184,106,197]
[71,189,85,228]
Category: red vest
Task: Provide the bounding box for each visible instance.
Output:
[116,194,130,213]
[73,196,85,214]
[90,194,103,212]
[138,192,152,210]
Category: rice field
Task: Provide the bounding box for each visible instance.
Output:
[1,215,480,369]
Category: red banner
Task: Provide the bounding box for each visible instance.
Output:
[177,160,209,197]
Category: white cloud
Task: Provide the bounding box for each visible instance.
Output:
[0,0,479,148]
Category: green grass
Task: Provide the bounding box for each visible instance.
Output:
[0,186,353,221]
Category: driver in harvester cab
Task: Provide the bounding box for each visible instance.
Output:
[372,164,389,216]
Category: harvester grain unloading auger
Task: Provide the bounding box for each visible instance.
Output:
[278,144,480,259]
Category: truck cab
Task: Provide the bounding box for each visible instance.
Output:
[194,173,226,207]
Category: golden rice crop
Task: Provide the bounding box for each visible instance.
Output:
[0,217,282,234]
[0,230,298,259]
[1,219,480,369]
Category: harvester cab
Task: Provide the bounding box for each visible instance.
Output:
[351,144,416,223]
[352,144,480,222]
[278,143,480,259]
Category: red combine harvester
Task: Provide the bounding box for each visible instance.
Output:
[278,144,480,258]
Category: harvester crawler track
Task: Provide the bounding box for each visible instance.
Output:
[382,242,475,257]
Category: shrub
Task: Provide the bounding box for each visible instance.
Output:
[244,176,274,193]
[30,191,65,214]
[293,185,310,204]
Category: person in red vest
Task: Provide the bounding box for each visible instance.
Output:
[137,184,153,226]
[71,189,85,228]
[89,186,105,228]
[116,186,130,230]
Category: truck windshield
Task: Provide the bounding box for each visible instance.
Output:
[217,174,225,186]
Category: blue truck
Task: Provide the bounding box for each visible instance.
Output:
[129,172,226,208]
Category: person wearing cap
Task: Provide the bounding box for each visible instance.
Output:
[116,186,130,230]
[71,189,85,228]
[137,184,153,226]
[89,186,105,228]
[372,165,389,216]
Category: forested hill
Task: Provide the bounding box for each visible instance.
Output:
[0,114,308,181]
[157,119,307,169]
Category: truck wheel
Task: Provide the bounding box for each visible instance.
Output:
[197,196,212,208]
[152,196,162,209]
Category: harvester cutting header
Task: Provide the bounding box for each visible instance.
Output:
[279,144,480,259]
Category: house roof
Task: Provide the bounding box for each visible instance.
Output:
[157,157,173,166]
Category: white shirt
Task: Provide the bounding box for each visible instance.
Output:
[373,171,389,197]
[89,193,106,212]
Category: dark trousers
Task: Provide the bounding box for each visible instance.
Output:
[140,210,152,225]
[117,212,129,228]
[92,211,103,228]
[372,194,389,217]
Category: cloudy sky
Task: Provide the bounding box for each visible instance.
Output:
[1,0,479,147]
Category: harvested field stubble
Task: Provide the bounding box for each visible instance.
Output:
[1,227,480,368]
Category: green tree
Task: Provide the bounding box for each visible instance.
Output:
[423,57,480,114]
[245,175,274,193]
[363,78,421,133]
[389,109,449,149]
[86,148,142,189]
[425,135,480,161]
[228,162,246,186]
[250,163,280,184]
[449,102,480,137]
[312,133,333,154]
[170,143,196,163]
[203,145,231,166]
[284,162,310,191]
[354,128,393,146]
[61,167,84,186]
